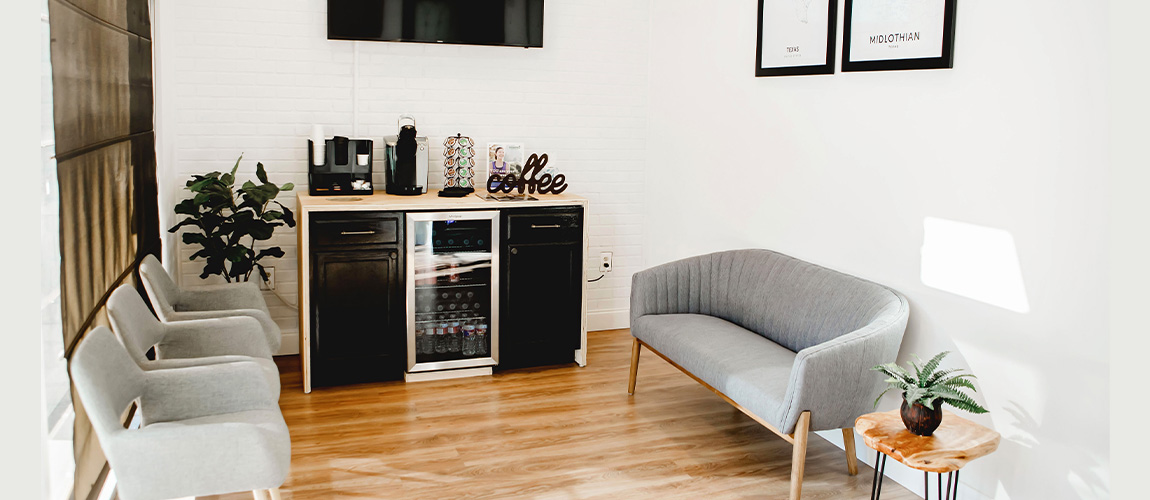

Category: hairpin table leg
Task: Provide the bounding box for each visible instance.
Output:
[870,453,888,500]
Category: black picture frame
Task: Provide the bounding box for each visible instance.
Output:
[841,0,957,72]
[756,0,838,77]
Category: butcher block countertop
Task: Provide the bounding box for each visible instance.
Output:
[297,190,588,213]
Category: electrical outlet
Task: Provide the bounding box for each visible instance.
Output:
[260,267,275,290]
[599,252,613,273]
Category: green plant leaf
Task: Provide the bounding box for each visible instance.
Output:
[925,367,963,386]
[262,211,284,221]
[225,245,250,263]
[274,203,296,227]
[256,162,269,184]
[231,154,243,177]
[874,387,894,408]
[255,247,285,260]
[174,199,199,216]
[229,258,253,280]
[168,217,200,233]
[181,232,206,245]
[920,351,950,380]
[247,220,275,240]
[941,377,976,391]
[281,182,295,191]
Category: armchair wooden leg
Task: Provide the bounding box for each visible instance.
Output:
[627,338,641,395]
[268,487,283,500]
[253,490,269,500]
[842,428,859,476]
[789,411,811,500]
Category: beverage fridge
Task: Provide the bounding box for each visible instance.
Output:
[406,211,499,373]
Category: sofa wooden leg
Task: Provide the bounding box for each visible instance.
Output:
[268,487,283,500]
[789,411,811,500]
[842,427,859,476]
[628,338,641,395]
[253,490,269,500]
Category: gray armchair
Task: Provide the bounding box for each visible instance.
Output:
[139,254,282,352]
[628,249,909,500]
[107,284,280,395]
[70,326,290,500]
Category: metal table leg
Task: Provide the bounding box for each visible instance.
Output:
[871,455,960,499]
[870,453,888,500]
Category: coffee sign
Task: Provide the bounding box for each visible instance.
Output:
[486,153,568,195]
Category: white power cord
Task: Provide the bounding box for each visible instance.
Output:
[269,285,299,310]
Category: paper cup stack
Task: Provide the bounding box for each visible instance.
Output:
[442,135,476,189]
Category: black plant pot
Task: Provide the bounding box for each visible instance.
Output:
[900,397,943,436]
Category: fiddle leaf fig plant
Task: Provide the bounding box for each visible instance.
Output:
[872,351,989,414]
[170,154,295,283]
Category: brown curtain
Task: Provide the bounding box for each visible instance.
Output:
[47,0,159,498]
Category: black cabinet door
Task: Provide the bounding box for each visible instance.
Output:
[311,248,404,385]
[500,207,583,369]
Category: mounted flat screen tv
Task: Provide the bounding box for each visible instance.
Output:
[328,0,544,48]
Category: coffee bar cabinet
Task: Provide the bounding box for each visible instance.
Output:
[308,213,405,387]
[298,191,588,392]
[499,207,584,369]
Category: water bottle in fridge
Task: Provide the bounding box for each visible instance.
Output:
[475,323,488,356]
[461,324,476,356]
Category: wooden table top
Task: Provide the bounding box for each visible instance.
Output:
[855,410,1001,473]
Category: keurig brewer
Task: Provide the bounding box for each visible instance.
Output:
[308,135,374,195]
[384,114,429,195]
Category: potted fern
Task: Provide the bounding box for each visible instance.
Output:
[169,154,295,283]
[872,351,988,436]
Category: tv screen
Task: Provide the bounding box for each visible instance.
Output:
[328,0,544,48]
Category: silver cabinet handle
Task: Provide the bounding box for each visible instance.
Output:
[530,224,561,229]
[340,230,376,235]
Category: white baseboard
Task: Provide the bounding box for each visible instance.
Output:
[275,331,299,356]
[588,308,629,331]
[817,430,993,500]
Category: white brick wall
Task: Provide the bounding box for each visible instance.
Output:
[158,0,649,352]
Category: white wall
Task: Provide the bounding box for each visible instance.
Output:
[645,1,1108,499]
[156,0,651,353]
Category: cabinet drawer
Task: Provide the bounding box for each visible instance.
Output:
[505,209,583,244]
[312,215,399,247]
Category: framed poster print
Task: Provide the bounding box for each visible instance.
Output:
[842,0,957,72]
[755,0,837,77]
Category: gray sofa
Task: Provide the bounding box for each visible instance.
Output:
[627,249,909,500]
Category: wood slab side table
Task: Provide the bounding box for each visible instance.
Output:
[855,410,1001,500]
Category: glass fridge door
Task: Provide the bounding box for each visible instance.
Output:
[406,211,499,372]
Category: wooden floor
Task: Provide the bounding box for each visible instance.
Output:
[205,329,916,499]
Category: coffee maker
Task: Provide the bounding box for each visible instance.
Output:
[383,114,429,195]
[308,136,374,195]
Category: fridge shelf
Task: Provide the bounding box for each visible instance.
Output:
[414,281,487,290]
[414,316,488,325]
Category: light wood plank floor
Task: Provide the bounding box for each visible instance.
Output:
[205,329,915,499]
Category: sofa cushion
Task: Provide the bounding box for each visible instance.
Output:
[633,313,795,429]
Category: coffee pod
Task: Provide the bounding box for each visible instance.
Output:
[459,147,474,157]
[445,136,458,148]
[457,167,470,178]
[445,177,457,187]
[445,157,456,168]
[457,156,471,168]
[459,137,472,148]
[458,177,471,188]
